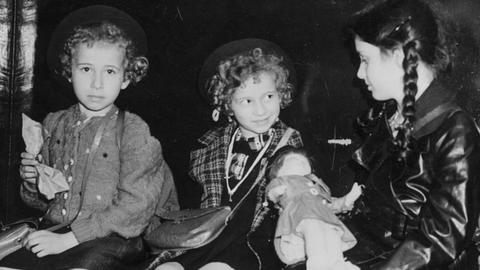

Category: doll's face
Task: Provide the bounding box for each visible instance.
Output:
[230,71,281,138]
[276,153,312,177]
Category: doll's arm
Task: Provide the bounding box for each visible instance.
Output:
[329,182,363,213]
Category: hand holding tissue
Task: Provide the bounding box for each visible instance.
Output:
[22,114,69,200]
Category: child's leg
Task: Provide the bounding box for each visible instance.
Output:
[199,262,235,270]
[154,262,184,270]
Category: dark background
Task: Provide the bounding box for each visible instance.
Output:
[2,0,480,221]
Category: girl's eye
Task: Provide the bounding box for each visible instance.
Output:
[81,67,90,72]
[106,69,116,75]
[239,99,251,105]
[265,92,278,101]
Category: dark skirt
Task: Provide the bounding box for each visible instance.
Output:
[173,184,282,269]
[174,186,260,269]
[0,225,146,270]
[173,208,282,270]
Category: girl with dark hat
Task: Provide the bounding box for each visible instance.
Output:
[3,5,179,270]
[153,39,303,270]
[346,0,480,268]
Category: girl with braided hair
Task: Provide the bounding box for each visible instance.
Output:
[346,0,480,269]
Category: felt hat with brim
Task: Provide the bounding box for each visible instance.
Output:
[197,38,296,105]
[47,5,147,81]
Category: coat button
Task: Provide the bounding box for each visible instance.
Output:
[61,208,67,216]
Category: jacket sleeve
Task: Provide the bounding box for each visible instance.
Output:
[380,112,480,269]
[19,112,59,212]
[70,115,179,242]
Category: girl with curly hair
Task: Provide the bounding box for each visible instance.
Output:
[5,5,179,270]
[155,39,303,270]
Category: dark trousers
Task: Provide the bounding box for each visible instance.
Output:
[0,233,146,270]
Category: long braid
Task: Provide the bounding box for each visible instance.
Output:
[397,38,420,159]
[351,0,454,159]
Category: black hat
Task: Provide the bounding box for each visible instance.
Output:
[197,38,296,104]
[47,5,147,78]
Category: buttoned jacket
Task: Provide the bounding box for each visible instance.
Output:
[21,105,179,243]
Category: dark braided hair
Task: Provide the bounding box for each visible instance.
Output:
[350,0,453,159]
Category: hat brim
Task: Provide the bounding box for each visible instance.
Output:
[46,5,147,83]
[197,38,296,105]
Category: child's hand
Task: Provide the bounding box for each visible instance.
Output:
[19,152,40,185]
[23,230,78,257]
[344,182,363,209]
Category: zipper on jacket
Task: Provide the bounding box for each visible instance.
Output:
[247,228,262,270]
[247,201,271,270]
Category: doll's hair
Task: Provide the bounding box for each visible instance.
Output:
[349,0,454,159]
[266,146,312,180]
[206,47,293,116]
[58,21,149,84]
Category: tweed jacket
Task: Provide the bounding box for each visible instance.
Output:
[189,120,303,231]
[21,104,179,243]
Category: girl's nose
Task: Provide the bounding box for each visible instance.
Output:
[91,72,103,90]
[356,63,365,80]
[254,101,267,115]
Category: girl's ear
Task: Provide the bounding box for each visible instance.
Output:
[392,47,405,68]
[121,79,131,90]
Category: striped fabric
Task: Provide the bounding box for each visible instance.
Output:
[189,120,303,231]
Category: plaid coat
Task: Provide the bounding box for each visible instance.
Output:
[146,121,303,269]
[189,120,303,231]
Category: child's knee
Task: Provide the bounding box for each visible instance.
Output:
[155,262,184,270]
[199,262,235,270]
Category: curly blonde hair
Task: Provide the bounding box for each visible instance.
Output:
[58,21,148,84]
[206,47,294,116]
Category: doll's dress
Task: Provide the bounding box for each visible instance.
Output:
[268,174,357,264]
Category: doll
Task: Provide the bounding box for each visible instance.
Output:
[266,146,361,270]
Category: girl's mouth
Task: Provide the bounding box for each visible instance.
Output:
[254,117,270,125]
[88,95,104,101]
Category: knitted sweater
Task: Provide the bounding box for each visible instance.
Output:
[21,104,179,243]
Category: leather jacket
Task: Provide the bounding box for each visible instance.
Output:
[351,81,480,269]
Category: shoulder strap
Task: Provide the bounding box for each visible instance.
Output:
[273,127,294,153]
[227,127,294,220]
[115,110,125,149]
